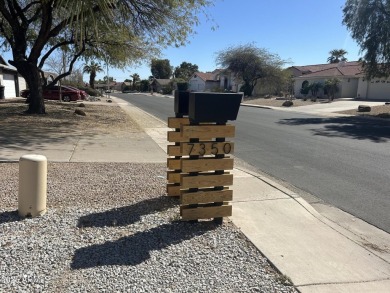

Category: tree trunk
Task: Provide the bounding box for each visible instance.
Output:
[11,60,46,114]
[90,72,96,89]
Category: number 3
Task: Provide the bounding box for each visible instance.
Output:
[199,143,206,155]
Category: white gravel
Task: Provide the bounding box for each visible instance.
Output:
[0,162,296,292]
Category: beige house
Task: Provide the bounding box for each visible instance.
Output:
[150,79,171,93]
[188,71,220,92]
[291,61,390,100]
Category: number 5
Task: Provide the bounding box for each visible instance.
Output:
[211,143,218,155]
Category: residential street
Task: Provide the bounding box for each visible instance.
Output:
[115,93,390,233]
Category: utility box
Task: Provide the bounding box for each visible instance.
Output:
[18,154,47,217]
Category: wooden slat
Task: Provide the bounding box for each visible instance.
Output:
[167,171,183,184]
[181,125,235,140]
[168,131,188,142]
[181,158,233,172]
[167,158,181,170]
[167,145,182,156]
[181,205,232,220]
[168,117,190,129]
[180,142,234,156]
[181,173,233,189]
[181,188,233,204]
[167,184,181,196]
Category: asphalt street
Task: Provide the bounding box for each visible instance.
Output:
[115,93,390,233]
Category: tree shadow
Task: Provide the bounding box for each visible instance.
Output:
[71,221,217,269]
[77,196,177,228]
[0,210,21,224]
[278,116,390,143]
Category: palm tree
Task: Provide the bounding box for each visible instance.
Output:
[83,61,103,89]
[130,73,140,90]
[324,78,341,101]
[327,49,348,64]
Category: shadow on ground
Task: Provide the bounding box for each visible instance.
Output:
[71,221,217,268]
[278,116,390,143]
[0,210,21,224]
[77,196,177,228]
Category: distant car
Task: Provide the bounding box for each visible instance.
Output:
[105,90,112,93]
[21,85,82,102]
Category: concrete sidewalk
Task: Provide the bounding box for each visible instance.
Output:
[2,96,389,292]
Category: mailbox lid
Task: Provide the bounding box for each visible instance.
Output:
[189,92,242,123]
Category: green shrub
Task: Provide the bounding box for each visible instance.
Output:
[161,85,173,94]
[139,80,150,92]
[122,85,132,92]
[176,82,188,91]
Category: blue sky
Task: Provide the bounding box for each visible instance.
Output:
[2,0,362,82]
[109,0,361,81]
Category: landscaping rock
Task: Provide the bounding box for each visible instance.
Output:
[75,109,86,116]
[78,103,86,108]
[107,99,112,103]
[358,105,371,112]
[282,100,293,107]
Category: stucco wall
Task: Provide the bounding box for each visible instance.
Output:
[188,76,205,91]
[367,78,390,100]
[18,75,27,94]
[357,78,368,99]
[204,81,220,91]
[357,77,390,100]
[340,78,358,98]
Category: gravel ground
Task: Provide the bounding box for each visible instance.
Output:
[0,162,297,293]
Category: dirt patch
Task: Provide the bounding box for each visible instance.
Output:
[242,97,326,107]
[0,99,141,135]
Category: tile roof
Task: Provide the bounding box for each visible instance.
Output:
[293,61,363,78]
[193,72,219,81]
[153,79,171,86]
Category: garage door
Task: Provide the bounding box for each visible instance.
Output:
[367,79,390,100]
[3,74,16,98]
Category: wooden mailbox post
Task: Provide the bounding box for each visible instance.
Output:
[167,92,241,222]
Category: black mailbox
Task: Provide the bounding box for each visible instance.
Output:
[174,91,190,116]
[188,92,242,123]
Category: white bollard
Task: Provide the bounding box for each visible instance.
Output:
[18,154,47,217]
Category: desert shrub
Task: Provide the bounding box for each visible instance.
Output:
[139,80,150,92]
[161,85,174,94]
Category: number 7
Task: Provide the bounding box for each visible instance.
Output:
[188,143,195,155]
